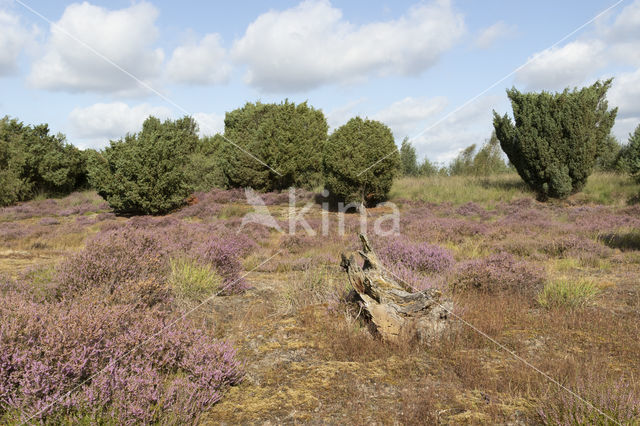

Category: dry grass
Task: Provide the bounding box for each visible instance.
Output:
[2,181,640,424]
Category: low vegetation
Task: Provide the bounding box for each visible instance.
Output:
[1,171,638,423]
[1,80,640,423]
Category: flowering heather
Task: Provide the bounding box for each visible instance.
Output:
[281,233,318,254]
[403,215,489,244]
[542,235,611,258]
[192,238,248,294]
[0,222,34,242]
[377,237,454,274]
[386,262,439,291]
[0,193,109,220]
[55,227,171,297]
[452,252,546,295]
[538,374,640,425]
[38,217,60,226]
[0,291,243,424]
[455,202,489,218]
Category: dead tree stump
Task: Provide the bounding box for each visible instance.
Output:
[340,234,453,342]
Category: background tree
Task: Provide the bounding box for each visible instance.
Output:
[448,144,476,176]
[470,131,511,176]
[493,80,617,199]
[221,100,328,191]
[595,134,623,172]
[622,124,640,182]
[88,116,199,215]
[323,117,400,206]
[0,116,86,206]
[418,157,440,176]
[399,137,419,176]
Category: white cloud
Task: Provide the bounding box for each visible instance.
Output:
[474,21,515,49]
[69,102,171,148]
[326,98,367,130]
[167,34,231,85]
[612,117,640,143]
[608,68,640,118]
[516,1,640,91]
[373,96,447,139]
[0,10,37,76]
[232,0,465,92]
[410,95,500,163]
[516,40,605,90]
[608,69,640,142]
[193,112,224,136]
[29,2,163,94]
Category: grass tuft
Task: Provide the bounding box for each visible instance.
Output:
[169,257,223,300]
[537,278,601,309]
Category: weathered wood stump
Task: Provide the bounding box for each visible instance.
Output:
[340,234,453,342]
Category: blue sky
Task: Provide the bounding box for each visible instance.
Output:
[1,0,639,163]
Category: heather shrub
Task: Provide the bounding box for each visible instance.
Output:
[542,235,611,259]
[493,80,617,199]
[87,116,199,215]
[55,227,170,297]
[192,239,247,294]
[385,262,439,292]
[537,278,601,309]
[323,117,400,206]
[378,237,454,274]
[0,292,243,424]
[538,374,639,425]
[452,252,546,295]
[455,201,488,217]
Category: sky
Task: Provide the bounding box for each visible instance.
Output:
[1,0,639,163]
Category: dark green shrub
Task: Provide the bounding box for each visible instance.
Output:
[323,117,400,205]
[493,80,617,199]
[399,137,419,176]
[185,134,229,192]
[88,116,199,215]
[221,100,328,191]
[0,116,86,206]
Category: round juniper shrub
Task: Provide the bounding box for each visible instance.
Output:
[323,117,400,206]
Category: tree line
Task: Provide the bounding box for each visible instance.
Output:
[2,79,639,213]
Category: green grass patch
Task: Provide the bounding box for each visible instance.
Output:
[168,257,222,300]
[537,278,601,309]
[390,172,634,206]
[390,174,531,205]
